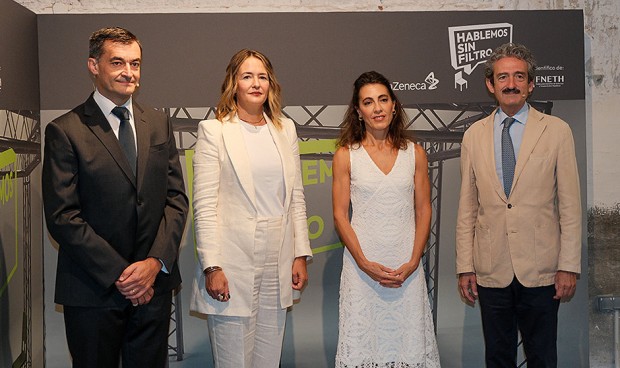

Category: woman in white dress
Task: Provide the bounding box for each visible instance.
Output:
[332,71,441,367]
[190,49,312,368]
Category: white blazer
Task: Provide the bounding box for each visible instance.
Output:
[190,114,312,317]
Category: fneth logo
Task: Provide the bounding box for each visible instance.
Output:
[535,65,566,88]
[392,72,439,91]
[448,23,513,91]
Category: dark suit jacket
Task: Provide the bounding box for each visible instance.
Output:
[42,93,189,307]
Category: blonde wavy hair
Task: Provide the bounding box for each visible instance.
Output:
[216,49,283,128]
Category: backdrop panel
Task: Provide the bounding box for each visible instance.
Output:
[38,11,583,109]
[37,10,587,368]
[0,0,39,110]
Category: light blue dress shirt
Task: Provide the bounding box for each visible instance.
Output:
[494,103,529,193]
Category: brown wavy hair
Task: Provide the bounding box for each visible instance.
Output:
[216,49,283,128]
[337,71,409,150]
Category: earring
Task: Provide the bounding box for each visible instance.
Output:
[392,110,396,115]
[358,115,363,121]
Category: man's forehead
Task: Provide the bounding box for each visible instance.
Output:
[101,41,141,58]
[495,56,527,67]
[493,57,528,73]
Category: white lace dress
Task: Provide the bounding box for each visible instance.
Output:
[335,143,441,368]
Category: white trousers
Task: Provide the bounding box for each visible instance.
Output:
[208,218,287,368]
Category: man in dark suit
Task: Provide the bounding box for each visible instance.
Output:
[42,27,188,368]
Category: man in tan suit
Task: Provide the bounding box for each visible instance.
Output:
[456,43,581,368]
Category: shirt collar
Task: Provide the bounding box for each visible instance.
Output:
[93,89,133,119]
[496,103,529,127]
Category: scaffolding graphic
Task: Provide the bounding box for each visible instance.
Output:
[167,101,553,366]
[0,103,555,365]
[0,109,41,368]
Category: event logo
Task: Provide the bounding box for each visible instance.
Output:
[425,72,439,90]
[392,72,439,91]
[0,148,18,298]
[448,23,513,91]
[0,149,16,206]
[535,65,566,88]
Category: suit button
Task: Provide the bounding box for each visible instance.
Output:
[137,199,143,206]
[507,203,512,209]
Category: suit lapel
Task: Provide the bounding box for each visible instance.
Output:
[480,110,507,201]
[267,116,294,210]
[222,115,257,210]
[512,107,547,190]
[83,95,136,187]
[134,103,150,191]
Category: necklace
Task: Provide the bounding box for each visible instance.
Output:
[240,115,265,130]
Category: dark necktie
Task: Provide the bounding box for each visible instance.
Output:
[111,106,136,175]
[502,117,516,198]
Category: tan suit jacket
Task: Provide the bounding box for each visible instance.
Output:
[190,114,312,317]
[456,107,581,288]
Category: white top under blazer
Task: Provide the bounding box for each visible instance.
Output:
[238,119,285,217]
[190,113,312,317]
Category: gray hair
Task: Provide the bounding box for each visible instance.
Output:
[484,43,537,85]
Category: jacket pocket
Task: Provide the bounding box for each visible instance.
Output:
[473,223,492,274]
[534,221,561,274]
[149,141,168,152]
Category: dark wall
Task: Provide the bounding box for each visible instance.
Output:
[37,11,584,109]
[0,0,39,110]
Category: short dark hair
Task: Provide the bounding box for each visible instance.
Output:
[89,27,141,60]
[484,43,537,85]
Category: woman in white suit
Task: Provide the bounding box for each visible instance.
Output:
[190,49,312,368]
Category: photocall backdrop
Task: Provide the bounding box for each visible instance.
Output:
[2,5,588,367]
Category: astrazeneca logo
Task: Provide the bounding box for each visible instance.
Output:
[425,72,439,90]
[392,72,439,91]
[448,23,513,91]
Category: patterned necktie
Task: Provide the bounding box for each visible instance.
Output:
[111,106,136,175]
[502,117,516,198]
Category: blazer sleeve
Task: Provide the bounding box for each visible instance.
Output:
[42,120,129,288]
[146,117,189,270]
[555,124,582,274]
[285,120,312,259]
[455,130,478,275]
[193,120,223,270]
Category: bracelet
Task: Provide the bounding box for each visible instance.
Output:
[204,266,222,275]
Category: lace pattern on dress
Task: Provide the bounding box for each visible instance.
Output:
[335,143,441,368]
